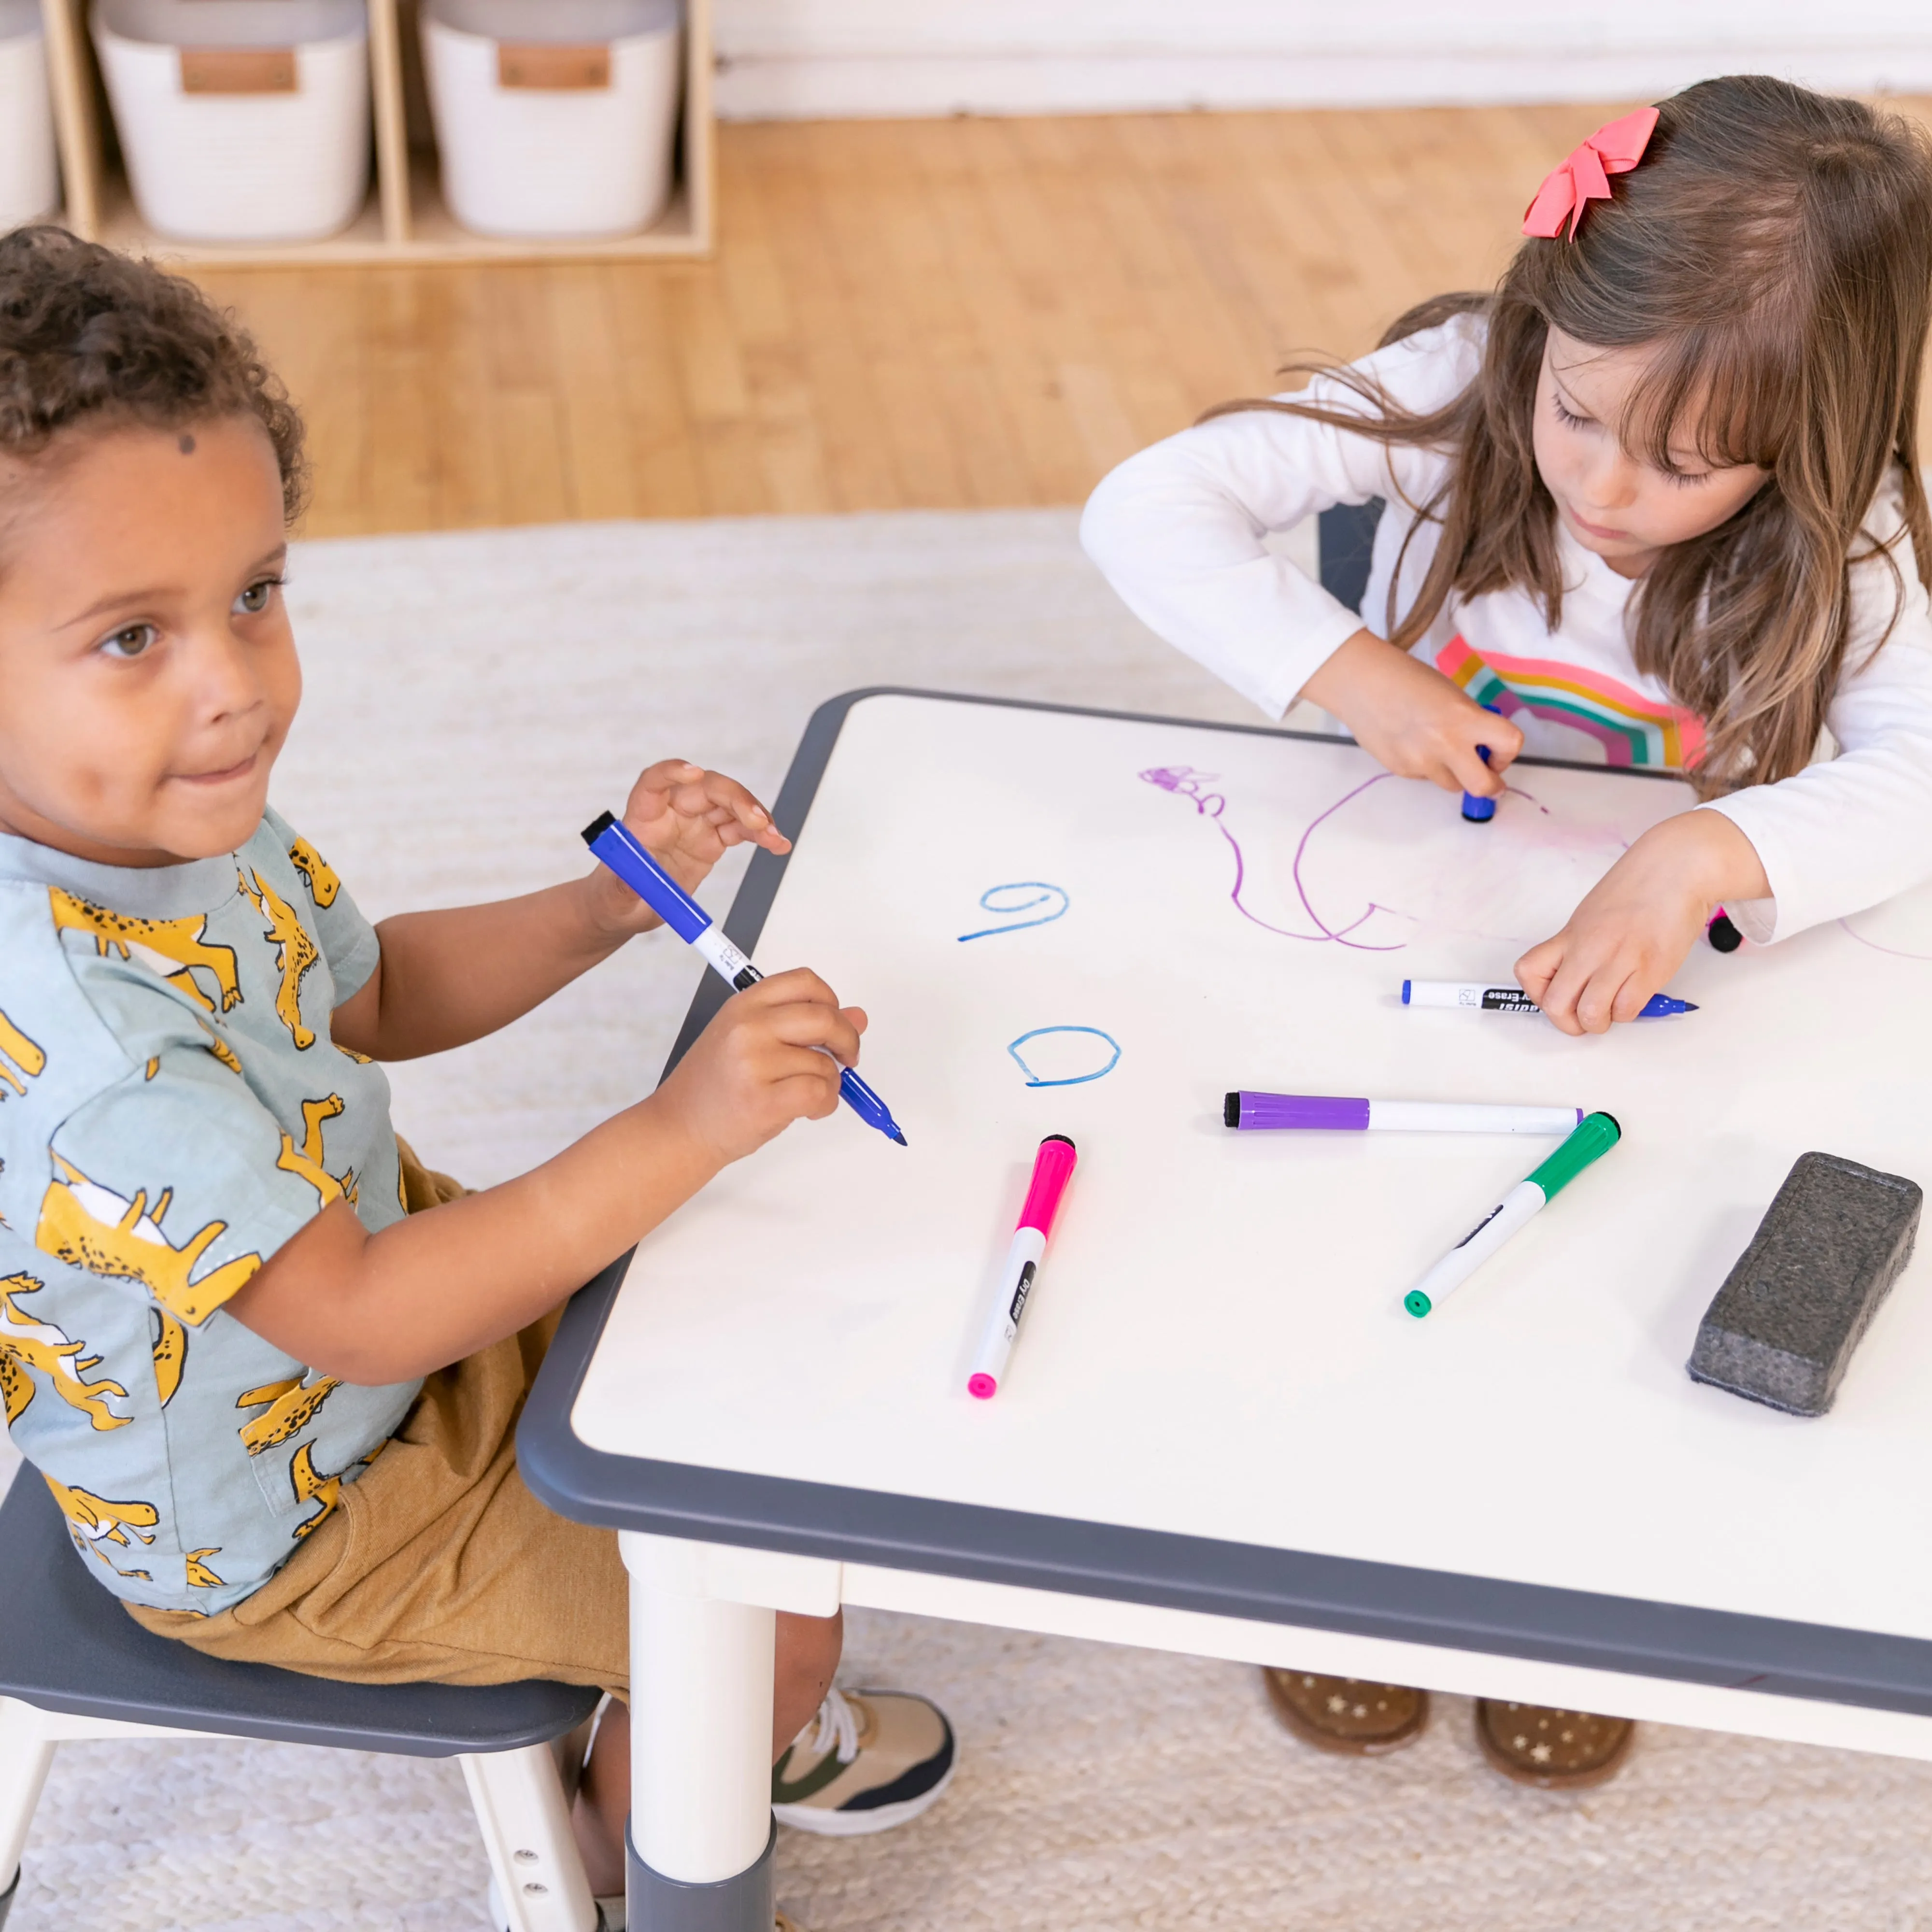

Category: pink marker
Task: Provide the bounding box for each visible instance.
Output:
[967,1135,1078,1400]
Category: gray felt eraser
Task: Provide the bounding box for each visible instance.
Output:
[1686,1152,1922,1417]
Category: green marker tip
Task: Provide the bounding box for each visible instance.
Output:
[1404,1290,1433,1320]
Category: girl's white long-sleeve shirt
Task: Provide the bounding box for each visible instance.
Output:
[1079,314,1932,945]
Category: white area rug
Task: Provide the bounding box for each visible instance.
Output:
[6,509,1932,1931]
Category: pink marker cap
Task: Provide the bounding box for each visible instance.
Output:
[1016,1134,1078,1237]
[967,1373,997,1400]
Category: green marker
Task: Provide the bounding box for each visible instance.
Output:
[1403,1112,1621,1318]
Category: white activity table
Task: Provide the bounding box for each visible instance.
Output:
[519,689,1932,1932]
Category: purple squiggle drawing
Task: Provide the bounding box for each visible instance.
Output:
[1139,764,1411,951]
[1838,917,1932,961]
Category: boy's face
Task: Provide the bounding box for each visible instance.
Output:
[0,414,297,867]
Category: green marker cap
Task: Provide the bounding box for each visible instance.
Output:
[1523,1110,1621,1200]
[1404,1289,1433,1319]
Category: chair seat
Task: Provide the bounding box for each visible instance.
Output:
[0,1468,600,1758]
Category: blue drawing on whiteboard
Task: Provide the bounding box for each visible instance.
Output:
[1007,1026,1121,1088]
[959,882,1070,942]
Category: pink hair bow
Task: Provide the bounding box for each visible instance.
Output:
[1522,106,1660,240]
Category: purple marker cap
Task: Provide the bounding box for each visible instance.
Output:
[1225,1092,1372,1131]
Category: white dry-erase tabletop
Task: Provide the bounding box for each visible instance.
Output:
[554,691,1932,1655]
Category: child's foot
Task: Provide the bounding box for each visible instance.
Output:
[1474,1701,1635,1787]
[1262,1669,1429,1754]
[771,1685,956,1835]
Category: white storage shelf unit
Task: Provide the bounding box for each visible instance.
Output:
[35,0,714,264]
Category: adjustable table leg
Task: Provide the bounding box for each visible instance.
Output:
[622,1535,776,1932]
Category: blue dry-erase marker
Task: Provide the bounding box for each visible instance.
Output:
[1402,980,1698,1021]
[582,811,908,1147]
[1462,703,1503,824]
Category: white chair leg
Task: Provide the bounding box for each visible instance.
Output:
[0,1698,55,1908]
[460,1741,599,1932]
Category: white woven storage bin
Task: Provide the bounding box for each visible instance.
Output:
[422,0,682,241]
[0,0,58,230]
[91,0,370,244]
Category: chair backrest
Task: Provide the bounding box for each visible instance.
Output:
[0,1463,598,1757]
[1317,499,1386,618]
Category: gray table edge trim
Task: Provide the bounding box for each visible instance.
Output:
[523,689,1932,1720]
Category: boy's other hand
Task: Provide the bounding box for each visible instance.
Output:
[1300,628,1522,797]
[1515,810,1767,1035]
[587,759,792,941]
[655,967,866,1165]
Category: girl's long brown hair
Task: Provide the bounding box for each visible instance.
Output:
[1206,76,1932,794]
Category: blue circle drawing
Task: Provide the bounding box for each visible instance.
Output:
[1006,1026,1122,1088]
[958,882,1070,943]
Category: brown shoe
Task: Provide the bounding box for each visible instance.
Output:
[1262,1669,1429,1755]
[1474,1701,1634,1788]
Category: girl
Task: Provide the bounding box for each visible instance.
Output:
[1083,75,1932,1040]
[1081,77,1932,1786]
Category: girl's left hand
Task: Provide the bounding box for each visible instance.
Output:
[1516,810,1768,1035]
[587,759,793,939]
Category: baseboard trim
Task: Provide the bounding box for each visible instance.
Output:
[715,44,1932,121]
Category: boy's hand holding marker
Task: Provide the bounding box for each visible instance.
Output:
[581,757,792,941]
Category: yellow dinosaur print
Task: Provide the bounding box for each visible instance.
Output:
[287,838,341,908]
[0,1272,130,1430]
[0,1007,46,1098]
[45,1472,159,1557]
[275,1094,353,1208]
[204,1033,242,1076]
[151,1307,186,1406]
[185,1548,225,1589]
[144,1057,159,1080]
[0,1351,28,1426]
[238,868,319,1049]
[336,1043,371,1065]
[236,1372,340,1457]
[49,889,241,1015]
[290,1442,346,1539]
[37,1155,261,1326]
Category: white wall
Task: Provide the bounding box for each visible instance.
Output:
[712,0,1932,121]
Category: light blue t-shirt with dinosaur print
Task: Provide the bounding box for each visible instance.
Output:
[0,806,419,1615]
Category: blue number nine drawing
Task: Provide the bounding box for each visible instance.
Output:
[958,882,1070,943]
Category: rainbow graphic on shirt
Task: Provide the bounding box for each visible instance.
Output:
[1436,634,1705,770]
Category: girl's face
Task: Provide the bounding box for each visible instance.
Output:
[0,415,298,867]
[1532,328,1770,580]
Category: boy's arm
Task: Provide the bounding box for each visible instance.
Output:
[332,761,789,1063]
[227,970,859,1382]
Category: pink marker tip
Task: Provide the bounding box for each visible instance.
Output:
[967,1373,997,1400]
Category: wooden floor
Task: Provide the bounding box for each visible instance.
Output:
[196,101,1932,540]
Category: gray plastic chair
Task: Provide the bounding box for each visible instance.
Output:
[1317,498,1385,613]
[0,1468,604,1931]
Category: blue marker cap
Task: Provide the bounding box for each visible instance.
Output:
[1462,703,1502,823]
[1401,980,1413,1005]
[582,812,710,943]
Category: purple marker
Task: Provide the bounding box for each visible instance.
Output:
[1225,1092,1584,1135]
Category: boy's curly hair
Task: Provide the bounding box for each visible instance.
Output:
[0,226,307,520]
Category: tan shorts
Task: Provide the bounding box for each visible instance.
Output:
[127,1141,630,1699]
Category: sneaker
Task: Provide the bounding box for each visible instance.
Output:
[1262,1668,1429,1755]
[771,1685,956,1836]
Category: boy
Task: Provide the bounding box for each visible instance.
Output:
[0,227,953,1923]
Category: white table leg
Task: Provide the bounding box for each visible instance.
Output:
[621,1533,776,1932]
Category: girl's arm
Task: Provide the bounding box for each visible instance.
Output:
[331,760,788,1062]
[1079,318,1480,719]
[1520,483,1932,1032]
[226,968,861,1382]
